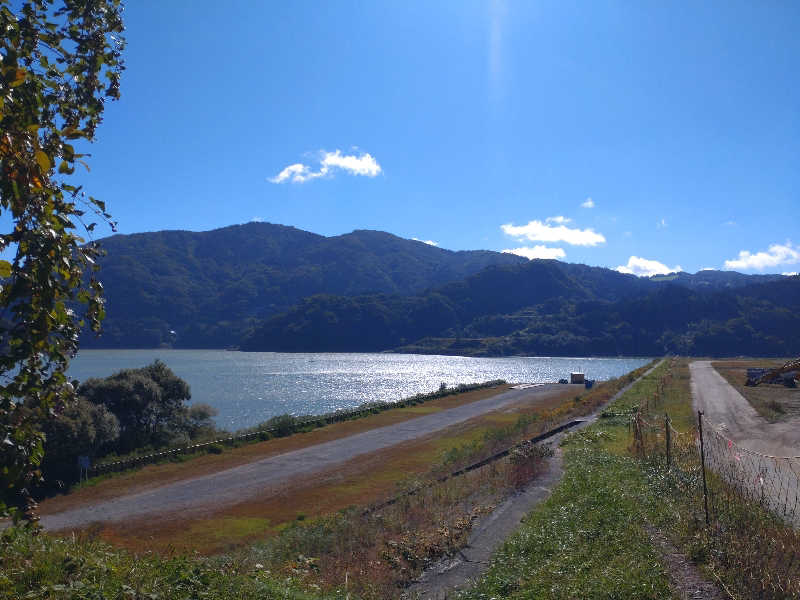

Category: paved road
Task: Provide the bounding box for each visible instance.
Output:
[41,384,578,532]
[691,360,800,525]
[690,361,800,456]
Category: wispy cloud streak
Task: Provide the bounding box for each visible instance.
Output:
[270,150,382,183]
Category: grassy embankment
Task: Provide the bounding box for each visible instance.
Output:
[461,357,800,599]
[713,358,800,421]
[5,363,655,599]
[459,359,683,599]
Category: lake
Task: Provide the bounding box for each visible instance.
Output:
[68,350,651,431]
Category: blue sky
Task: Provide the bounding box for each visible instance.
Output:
[79,1,799,276]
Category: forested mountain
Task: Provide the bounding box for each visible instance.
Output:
[81,222,525,348]
[241,265,800,357]
[81,222,797,356]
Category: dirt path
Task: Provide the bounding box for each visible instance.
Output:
[690,361,800,456]
[40,384,574,532]
[404,360,664,599]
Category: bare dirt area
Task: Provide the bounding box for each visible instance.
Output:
[691,360,800,457]
[644,524,727,600]
[40,384,582,546]
[712,359,800,422]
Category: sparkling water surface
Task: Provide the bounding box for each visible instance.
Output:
[68,350,650,431]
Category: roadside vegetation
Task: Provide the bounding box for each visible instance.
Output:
[5,363,655,599]
[462,358,800,599]
[459,360,682,599]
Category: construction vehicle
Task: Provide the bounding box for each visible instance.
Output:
[745,358,800,387]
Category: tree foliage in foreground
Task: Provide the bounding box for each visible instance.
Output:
[0,0,124,520]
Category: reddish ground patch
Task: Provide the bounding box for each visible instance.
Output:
[76,389,580,554]
[40,384,513,515]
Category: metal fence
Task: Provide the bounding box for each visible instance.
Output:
[631,370,800,599]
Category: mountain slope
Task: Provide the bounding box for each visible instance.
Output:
[242,268,800,356]
[83,222,526,348]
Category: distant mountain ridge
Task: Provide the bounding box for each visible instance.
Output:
[81,221,797,356]
[241,264,799,357]
[83,222,526,348]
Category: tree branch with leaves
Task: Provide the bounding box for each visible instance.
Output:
[0,0,124,522]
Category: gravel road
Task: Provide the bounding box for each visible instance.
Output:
[691,360,800,525]
[690,361,800,456]
[41,384,577,532]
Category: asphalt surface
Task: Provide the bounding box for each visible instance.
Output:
[40,384,579,532]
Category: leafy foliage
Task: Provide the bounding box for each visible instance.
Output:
[39,361,206,486]
[244,265,800,357]
[40,397,119,486]
[0,0,124,519]
[77,360,192,453]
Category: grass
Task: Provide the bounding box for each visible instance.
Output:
[6,361,660,599]
[459,360,678,599]
[461,447,674,599]
[464,357,800,600]
[0,526,323,600]
[712,359,800,421]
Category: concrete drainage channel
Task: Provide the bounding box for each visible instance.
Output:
[364,419,584,516]
[402,424,581,600]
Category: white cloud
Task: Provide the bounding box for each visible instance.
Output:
[723,220,737,227]
[724,242,800,271]
[581,197,595,208]
[320,150,381,177]
[616,256,682,277]
[501,220,606,246]
[412,237,438,246]
[700,267,715,271]
[503,246,566,260]
[783,272,798,277]
[269,163,312,184]
[545,215,571,224]
[269,149,382,183]
[657,218,667,229]
[251,216,264,222]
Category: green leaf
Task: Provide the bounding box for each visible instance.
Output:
[0,261,11,279]
[35,150,51,172]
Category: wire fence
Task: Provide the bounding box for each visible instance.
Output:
[631,364,800,599]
